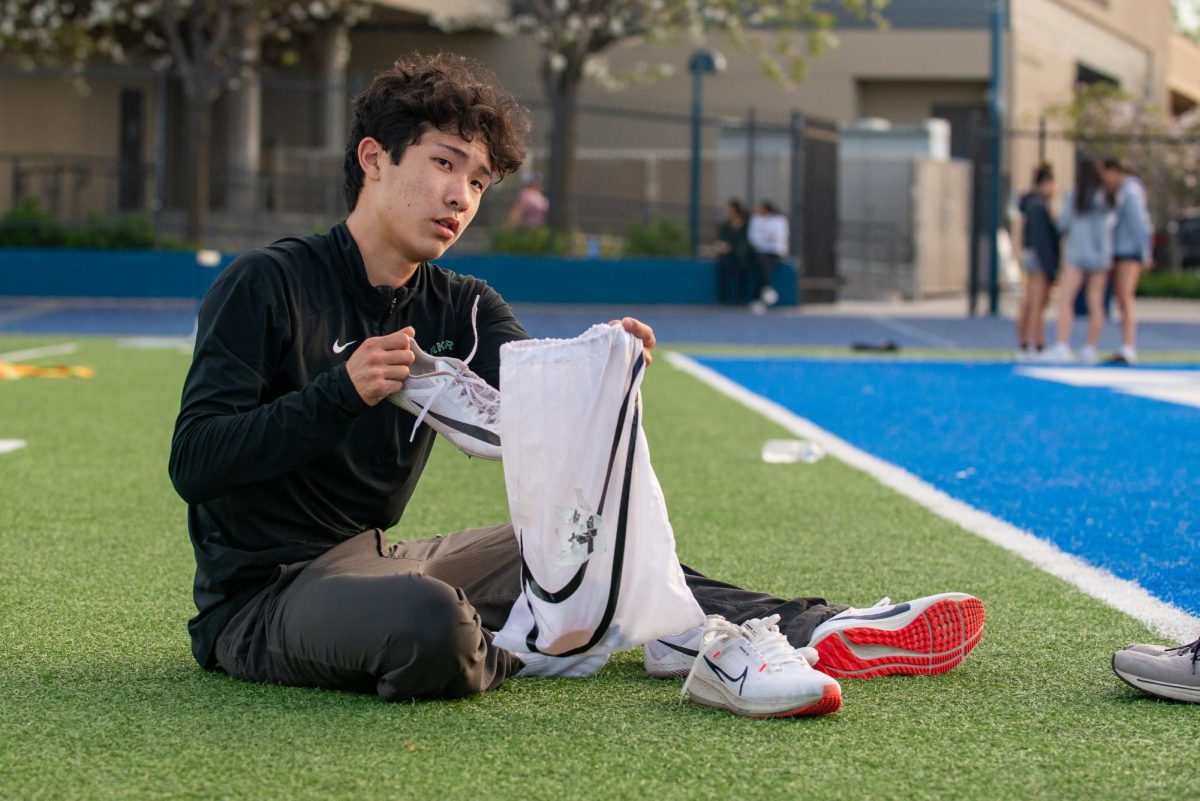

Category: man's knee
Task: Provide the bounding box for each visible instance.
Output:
[276,572,485,698]
[368,577,490,701]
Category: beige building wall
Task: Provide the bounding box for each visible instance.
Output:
[0,75,150,158]
[857,80,989,125]
[0,72,159,216]
[1167,32,1200,112]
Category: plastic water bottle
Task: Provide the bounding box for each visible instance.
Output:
[761,439,826,464]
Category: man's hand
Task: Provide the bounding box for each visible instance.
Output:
[609,317,656,366]
[346,326,417,406]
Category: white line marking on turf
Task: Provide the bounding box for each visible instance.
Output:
[117,336,195,352]
[1019,366,1200,410]
[0,439,27,454]
[0,343,78,362]
[870,316,962,349]
[667,351,1200,643]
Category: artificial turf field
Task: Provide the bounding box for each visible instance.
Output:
[1,334,1195,801]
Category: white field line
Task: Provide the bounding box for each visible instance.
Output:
[666,351,1200,643]
[117,336,195,352]
[0,439,27,454]
[0,343,79,362]
[869,316,963,349]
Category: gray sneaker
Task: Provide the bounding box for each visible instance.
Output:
[1111,635,1200,703]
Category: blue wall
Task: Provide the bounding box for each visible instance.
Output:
[0,248,798,306]
[0,249,238,300]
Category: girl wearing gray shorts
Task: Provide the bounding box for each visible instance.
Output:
[1045,159,1114,364]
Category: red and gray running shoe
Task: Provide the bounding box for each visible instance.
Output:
[807,593,986,679]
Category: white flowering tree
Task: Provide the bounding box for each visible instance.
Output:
[1176,0,1200,40]
[0,0,369,243]
[440,0,885,239]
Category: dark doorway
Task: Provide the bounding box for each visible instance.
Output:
[790,113,840,303]
[118,89,145,212]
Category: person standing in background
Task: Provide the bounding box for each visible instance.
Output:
[1044,158,1114,364]
[747,200,788,314]
[1101,159,1153,365]
[715,199,751,305]
[507,172,549,230]
[1015,163,1060,361]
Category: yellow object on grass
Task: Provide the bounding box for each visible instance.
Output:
[0,361,95,380]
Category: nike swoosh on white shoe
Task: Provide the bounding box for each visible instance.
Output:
[332,339,357,354]
[655,640,699,658]
[403,399,501,446]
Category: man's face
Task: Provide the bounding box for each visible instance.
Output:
[369,129,493,264]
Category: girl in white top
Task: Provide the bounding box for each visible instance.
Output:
[747,201,789,310]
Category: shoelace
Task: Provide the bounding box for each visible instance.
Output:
[841,597,892,616]
[407,295,501,442]
[1165,635,1200,672]
[678,615,807,703]
[741,615,809,672]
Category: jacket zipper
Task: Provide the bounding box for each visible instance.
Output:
[378,290,399,335]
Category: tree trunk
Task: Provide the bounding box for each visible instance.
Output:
[543,66,582,249]
[318,21,351,154]
[226,15,263,215]
[184,89,215,245]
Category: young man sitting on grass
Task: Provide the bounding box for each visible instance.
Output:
[169,51,985,718]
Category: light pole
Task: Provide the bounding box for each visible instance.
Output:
[986,0,1008,316]
[688,49,725,255]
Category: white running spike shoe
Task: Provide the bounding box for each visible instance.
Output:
[387,297,501,460]
[679,615,841,718]
[807,593,986,679]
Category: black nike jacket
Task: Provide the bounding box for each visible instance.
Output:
[168,222,527,669]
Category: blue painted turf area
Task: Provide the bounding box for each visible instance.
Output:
[696,357,1200,617]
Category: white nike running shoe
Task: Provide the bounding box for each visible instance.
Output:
[387,297,501,460]
[807,593,985,679]
[647,618,820,679]
[644,623,704,678]
[680,615,842,718]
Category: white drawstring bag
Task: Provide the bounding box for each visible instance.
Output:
[493,324,704,657]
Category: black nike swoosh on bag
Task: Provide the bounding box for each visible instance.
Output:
[522,345,646,656]
[703,656,749,695]
[405,400,501,446]
[656,640,699,658]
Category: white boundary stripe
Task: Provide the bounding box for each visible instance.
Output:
[0,439,27,454]
[666,351,1200,643]
[117,336,195,352]
[0,343,79,362]
[870,316,962,349]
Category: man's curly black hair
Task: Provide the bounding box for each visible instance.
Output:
[343,52,530,211]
